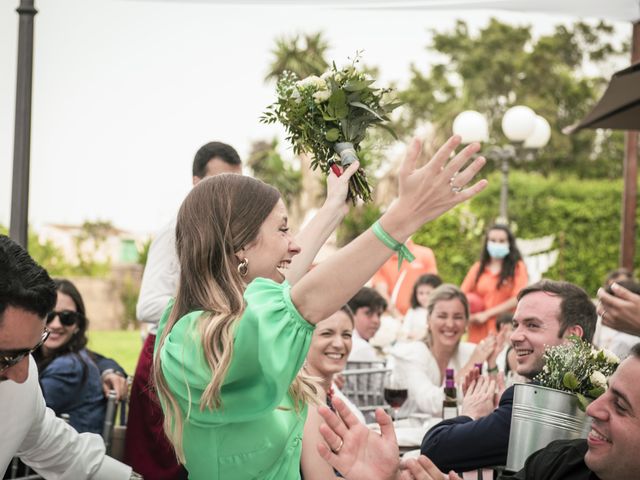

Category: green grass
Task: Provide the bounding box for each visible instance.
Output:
[87,330,143,375]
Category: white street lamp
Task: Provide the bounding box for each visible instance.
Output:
[524,116,552,149]
[452,110,489,143]
[453,106,550,222]
[502,105,537,142]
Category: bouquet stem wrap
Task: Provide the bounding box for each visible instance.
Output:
[335,142,358,168]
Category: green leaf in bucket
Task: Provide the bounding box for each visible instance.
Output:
[563,372,579,391]
[576,393,590,412]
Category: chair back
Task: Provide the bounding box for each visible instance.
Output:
[340,366,391,413]
[101,389,128,460]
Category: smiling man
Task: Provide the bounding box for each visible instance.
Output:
[0,234,134,478]
[421,280,597,473]
[495,341,640,479]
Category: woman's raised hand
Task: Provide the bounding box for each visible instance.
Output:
[382,136,487,240]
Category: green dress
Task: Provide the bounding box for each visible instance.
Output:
[156,278,315,479]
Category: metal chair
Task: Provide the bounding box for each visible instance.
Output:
[340,366,391,416]
[102,389,128,460]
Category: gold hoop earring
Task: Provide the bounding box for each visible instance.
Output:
[237,258,249,277]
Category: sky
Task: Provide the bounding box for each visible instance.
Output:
[0,0,631,235]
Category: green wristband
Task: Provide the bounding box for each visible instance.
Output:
[372,221,416,271]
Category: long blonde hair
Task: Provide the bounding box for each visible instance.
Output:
[153,174,317,462]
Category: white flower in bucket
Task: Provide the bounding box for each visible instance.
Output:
[534,336,619,410]
[589,371,608,389]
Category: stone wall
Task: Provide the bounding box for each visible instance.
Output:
[67,264,143,330]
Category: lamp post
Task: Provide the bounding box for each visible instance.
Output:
[453,106,550,222]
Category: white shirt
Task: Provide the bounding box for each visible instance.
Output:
[348,330,379,362]
[400,307,428,341]
[388,340,476,417]
[1,356,131,479]
[136,217,179,329]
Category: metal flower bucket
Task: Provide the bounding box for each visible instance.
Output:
[506,383,591,472]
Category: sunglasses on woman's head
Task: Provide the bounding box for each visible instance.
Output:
[46,310,82,326]
[0,329,50,373]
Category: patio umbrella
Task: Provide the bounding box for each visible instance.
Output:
[566,62,640,132]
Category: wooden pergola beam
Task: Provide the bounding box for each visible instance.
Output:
[620,20,640,270]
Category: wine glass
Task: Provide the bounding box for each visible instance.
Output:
[383,371,408,421]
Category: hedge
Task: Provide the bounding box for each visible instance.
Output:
[409,170,639,296]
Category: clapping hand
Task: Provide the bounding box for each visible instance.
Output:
[461,375,497,420]
[317,397,400,480]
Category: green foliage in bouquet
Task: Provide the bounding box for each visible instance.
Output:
[534,336,619,411]
[261,54,401,203]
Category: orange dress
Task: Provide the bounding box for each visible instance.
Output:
[461,260,528,343]
[371,240,438,315]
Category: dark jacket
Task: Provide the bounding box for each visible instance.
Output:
[421,385,515,472]
[39,349,106,434]
[499,439,599,480]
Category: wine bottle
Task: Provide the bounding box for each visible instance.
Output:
[442,368,458,419]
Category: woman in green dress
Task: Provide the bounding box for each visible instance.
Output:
[153,135,487,479]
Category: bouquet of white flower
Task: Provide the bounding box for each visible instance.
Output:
[261,55,401,203]
[534,335,619,410]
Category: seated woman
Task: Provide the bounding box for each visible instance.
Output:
[304,306,365,421]
[33,279,106,434]
[301,306,365,479]
[388,284,498,417]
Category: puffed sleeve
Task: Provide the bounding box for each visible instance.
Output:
[159,278,314,426]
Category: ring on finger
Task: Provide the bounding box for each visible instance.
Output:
[331,437,344,454]
[449,174,463,193]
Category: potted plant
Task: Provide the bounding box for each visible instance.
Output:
[506,336,619,472]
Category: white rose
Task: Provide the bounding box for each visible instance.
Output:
[312,89,331,104]
[603,349,620,364]
[297,75,321,89]
[321,71,332,81]
[590,371,608,389]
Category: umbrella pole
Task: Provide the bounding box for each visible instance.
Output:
[620,21,640,271]
[9,0,37,249]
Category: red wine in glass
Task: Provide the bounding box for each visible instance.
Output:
[384,388,408,411]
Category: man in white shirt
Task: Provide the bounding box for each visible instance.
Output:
[0,234,134,479]
[347,287,387,362]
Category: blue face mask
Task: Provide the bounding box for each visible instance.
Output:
[487,241,510,259]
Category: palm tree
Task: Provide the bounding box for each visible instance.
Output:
[265,32,330,82]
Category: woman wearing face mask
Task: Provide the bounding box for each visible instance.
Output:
[461,224,528,344]
[33,279,106,434]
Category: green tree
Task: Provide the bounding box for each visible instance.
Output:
[265,32,330,82]
[247,139,303,199]
[398,19,628,178]
[73,220,114,276]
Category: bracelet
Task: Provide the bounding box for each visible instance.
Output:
[372,221,415,270]
[487,365,499,374]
